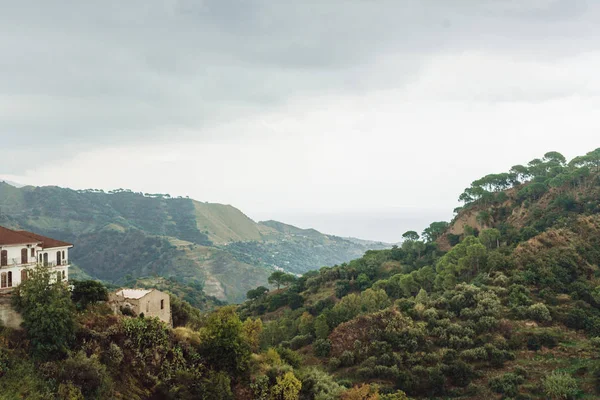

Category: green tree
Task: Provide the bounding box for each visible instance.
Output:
[269,271,296,290]
[314,314,330,340]
[271,371,302,400]
[198,306,251,375]
[247,286,269,300]
[71,280,108,309]
[422,221,449,242]
[402,231,420,241]
[12,264,76,360]
[479,228,500,249]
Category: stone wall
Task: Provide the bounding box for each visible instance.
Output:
[0,295,22,329]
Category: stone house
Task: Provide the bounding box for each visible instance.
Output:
[109,288,171,326]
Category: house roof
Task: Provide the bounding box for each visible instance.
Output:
[0,226,41,246]
[116,288,153,299]
[17,231,73,249]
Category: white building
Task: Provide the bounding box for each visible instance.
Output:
[0,225,72,291]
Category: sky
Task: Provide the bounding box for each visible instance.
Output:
[1,0,599,242]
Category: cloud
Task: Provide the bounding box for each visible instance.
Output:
[2,0,600,240]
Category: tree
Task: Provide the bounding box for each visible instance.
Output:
[479,228,500,249]
[198,306,251,375]
[314,314,330,340]
[402,231,420,242]
[422,221,449,242]
[269,271,296,290]
[247,286,269,300]
[271,371,302,400]
[71,280,108,309]
[12,265,76,360]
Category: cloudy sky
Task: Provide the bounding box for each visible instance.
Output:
[1,0,599,242]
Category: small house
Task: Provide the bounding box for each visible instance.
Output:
[109,288,171,326]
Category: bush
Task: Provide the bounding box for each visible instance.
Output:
[58,351,112,397]
[276,347,302,369]
[489,372,525,397]
[543,371,579,399]
[290,334,313,350]
[313,339,332,357]
[339,351,355,367]
[527,303,552,323]
[298,367,343,400]
[102,343,124,369]
[328,357,341,370]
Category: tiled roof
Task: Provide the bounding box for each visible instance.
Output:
[0,226,41,246]
[17,231,73,249]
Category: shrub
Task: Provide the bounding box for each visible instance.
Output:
[339,350,355,367]
[444,360,474,387]
[328,357,341,370]
[527,303,552,323]
[489,372,525,397]
[542,371,579,399]
[313,339,332,357]
[102,343,124,369]
[58,351,112,397]
[0,349,9,378]
[290,334,313,350]
[297,367,342,400]
[276,347,302,369]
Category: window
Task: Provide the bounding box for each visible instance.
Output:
[161,299,164,310]
[0,272,6,288]
[62,250,65,261]
[31,248,35,257]
[146,301,150,313]
[43,253,48,267]
[7,271,12,287]
[1,250,7,267]
[21,248,28,264]
[62,270,66,280]
[21,269,28,282]
[39,254,42,264]
[57,251,62,265]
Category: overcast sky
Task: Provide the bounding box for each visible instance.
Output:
[1,0,599,242]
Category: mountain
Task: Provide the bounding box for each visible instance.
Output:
[0,183,390,303]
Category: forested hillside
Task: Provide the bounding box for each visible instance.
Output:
[1,148,600,399]
[235,148,600,399]
[0,184,389,303]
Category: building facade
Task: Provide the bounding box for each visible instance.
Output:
[0,226,72,291]
[109,288,172,326]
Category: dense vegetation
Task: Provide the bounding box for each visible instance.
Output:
[236,148,600,399]
[1,148,599,399]
[0,184,388,303]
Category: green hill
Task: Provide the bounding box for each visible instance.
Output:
[0,184,389,303]
[2,148,600,400]
[238,148,600,399]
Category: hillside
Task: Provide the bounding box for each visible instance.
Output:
[236,148,600,399]
[1,148,600,399]
[0,183,389,302]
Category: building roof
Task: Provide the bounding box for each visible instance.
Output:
[0,226,41,246]
[16,231,73,249]
[116,288,153,299]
